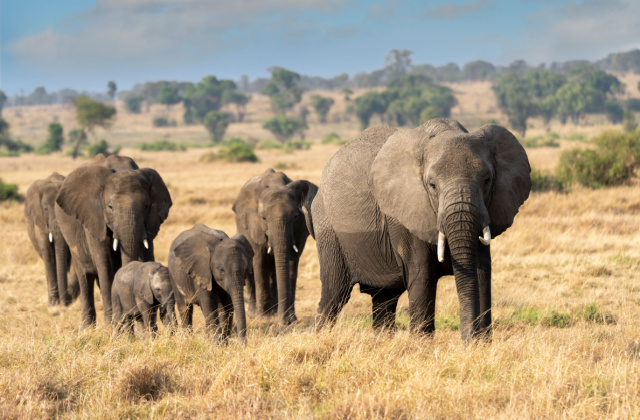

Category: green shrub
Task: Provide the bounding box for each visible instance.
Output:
[321,132,349,145]
[263,115,307,143]
[273,162,298,170]
[530,168,563,192]
[573,303,616,324]
[87,140,121,158]
[135,139,186,152]
[0,178,21,202]
[623,110,638,132]
[283,139,312,153]
[556,130,640,188]
[200,140,258,163]
[567,133,587,142]
[36,122,65,155]
[203,111,230,143]
[511,306,540,326]
[543,310,571,328]
[152,117,176,128]
[256,140,284,150]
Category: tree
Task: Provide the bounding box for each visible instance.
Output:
[355,91,387,129]
[262,67,303,115]
[492,73,536,137]
[309,95,335,123]
[36,122,64,155]
[124,95,144,114]
[156,84,181,112]
[262,115,307,143]
[222,90,251,122]
[73,95,116,159]
[183,76,236,123]
[343,88,353,102]
[0,90,6,116]
[203,111,230,143]
[604,99,624,124]
[107,81,117,103]
[384,49,413,79]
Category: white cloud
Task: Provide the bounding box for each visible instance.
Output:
[8,0,350,69]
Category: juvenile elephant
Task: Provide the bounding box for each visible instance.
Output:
[25,172,79,306]
[311,119,531,343]
[168,224,253,344]
[112,261,176,337]
[233,169,317,325]
[55,155,172,328]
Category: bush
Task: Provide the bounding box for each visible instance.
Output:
[152,117,176,128]
[321,132,349,145]
[36,122,64,155]
[0,178,21,202]
[200,140,258,163]
[256,140,284,150]
[556,130,640,188]
[135,139,186,152]
[283,139,312,153]
[124,95,144,114]
[520,132,560,148]
[203,111,230,143]
[87,140,121,158]
[542,310,571,328]
[530,168,563,192]
[262,115,307,143]
[623,110,638,132]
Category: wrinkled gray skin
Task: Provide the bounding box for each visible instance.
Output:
[233,169,317,325]
[112,261,176,338]
[25,172,79,306]
[55,155,172,329]
[311,119,531,343]
[168,224,253,344]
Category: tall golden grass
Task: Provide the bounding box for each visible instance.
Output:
[1,86,640,416]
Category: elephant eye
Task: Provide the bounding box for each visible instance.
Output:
[108,203,113,210]
[428,181,437,190]
[484,176,491,186]
[218,267,225,273]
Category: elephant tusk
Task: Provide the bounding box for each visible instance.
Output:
[113,238,118,252]
[49,232,53,243]
[479,225,491,246]
[293,244,299,253]
[143,239,149,250]
[437,231,445,263]
[267,246,271,254]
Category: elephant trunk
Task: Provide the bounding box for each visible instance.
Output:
[232,283,247,344]
[444,200,482,344]
[118,215,145,266]
[161,291,177,332]
[271,219,295,325]
[53,231,71,306]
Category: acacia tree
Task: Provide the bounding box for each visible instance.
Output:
[203,111,230,143]
[107,81,117,103]
[309,95,335,123]
[262,67,303,115]
[157,84,181,116]
[222,90,251,122]
[262,115,307,143]
[73,95,116,159]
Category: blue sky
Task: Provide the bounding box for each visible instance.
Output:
[1,0,639,95]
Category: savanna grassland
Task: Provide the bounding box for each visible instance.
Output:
[2,82,640,418]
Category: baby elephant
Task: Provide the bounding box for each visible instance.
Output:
[168,224,253,344]
[112,261,176,337]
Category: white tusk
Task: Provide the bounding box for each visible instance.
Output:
[267,246,271,254]
[49,233,53,243]
[293,244,299,253]
[113,238,118,252]
[143,239,149,249]
[479,225,491,246]
[437,231,445,263]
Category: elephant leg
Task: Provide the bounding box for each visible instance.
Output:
[477,244,492,339]
[42,242,60,306]
[142,305,159,339]
[253,251,275,317]
[96,263,114,325]
[134,314,146,341]
[176,292,193,330]
[364,287,403,331]
[112,291,123,330]
[196,288,220,335]
[78,272,97,329]
[287,256,301,322]
[67,259,80,302]
[218,294,234,341]
[268,271,278,316]
[245,269,257,317]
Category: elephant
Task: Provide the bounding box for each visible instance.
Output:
[25,172,79,306]
[168,224,253,344]
[112,261,176,337]
[310,118,531,343]
[55,155,172,328]
[232,169,317,325]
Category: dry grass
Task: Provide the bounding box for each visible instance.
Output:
[2,88,640,417]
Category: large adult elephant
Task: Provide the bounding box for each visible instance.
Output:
[55,155,172,328]
[311,119,531,343]
[233,169,317,325]
[25,172,79,306]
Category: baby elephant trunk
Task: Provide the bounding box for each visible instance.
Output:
[231,284,247,344]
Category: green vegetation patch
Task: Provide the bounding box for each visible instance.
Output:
[199,140,258,163]
[0,178,21,202]
[134,139,186,152]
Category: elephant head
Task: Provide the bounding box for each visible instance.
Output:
[173,225,253,343]
[56,164,172,265]
[136,262,176,329]
[369,118,531,342]
[89,153,139,172]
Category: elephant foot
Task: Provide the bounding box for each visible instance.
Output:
[48,297,61,307]
[279,313,298,326]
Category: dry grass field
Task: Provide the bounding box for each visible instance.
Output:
[2,82,640,418]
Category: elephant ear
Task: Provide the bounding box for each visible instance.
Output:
[369,129,440,244]
[139,168,172,240]
[174,228,228,291]
[56,165,112,242]
[475,124,531,237]
[134,262,156,305]
[25,180,47,234]
[287,180,319,237]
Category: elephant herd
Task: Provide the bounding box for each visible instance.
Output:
[24,118,531,344]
